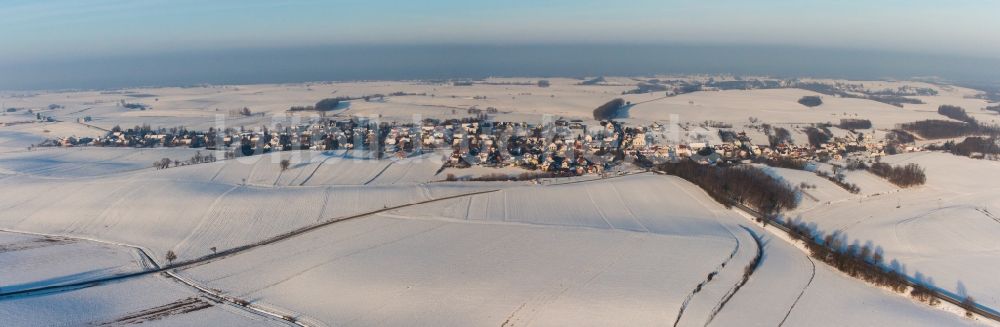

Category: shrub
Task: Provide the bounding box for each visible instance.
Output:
[151,158,166,169]
[803,127,831,148]
[798,96,823,107]
[623,82,668,95]
[886,129,915,144]
[288,105,315,111]
[122,102,147,110]
[962,297,976,318]
[938,105,976,124]
[839,119,872,130]
[869,95,923,107]
[815,170,861,194]
[755,156,808,170]
[593,98,625,120]
[718,130,738,143]
[868,163,925,187]
[900,120,978,139]
[937,137,1000,157]
[316,97,348,111]
[769,127,792,146]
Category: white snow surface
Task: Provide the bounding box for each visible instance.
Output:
[1,78,996,326]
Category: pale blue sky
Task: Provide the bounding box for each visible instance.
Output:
[2,0,999,63]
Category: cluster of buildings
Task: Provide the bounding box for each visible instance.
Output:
[44,116,917,174]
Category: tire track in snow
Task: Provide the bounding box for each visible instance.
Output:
[64,174,143,233]
[315,186,332,222]
[658,174,757,327]
[208,160,228,182]
[664,171,1000,324]
[1,175,646,323]
[703,226,764,326]
[976,208,1000,224]
[97,296,214,326]
[672,232,740,327]
[252,221,447,295]
[508,234,639,327]
[297,153,338,186]
[173,184,242,256]
[0,187,504,298]
[611,182,651,233]
[777,251,816,327]
[362,161,394,185]
[163,271,305,326]
[583,184,617,230]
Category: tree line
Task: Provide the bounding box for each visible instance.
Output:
[593,98,626,120]
[754,156,861,194]
[289,97,351,112]
[901,120,980,139]
[655,161,798,214]
[783,221,977,317]
[938,105,977,124]
[901,105,1000,139]
[867,162,926,187]
[839,118,872,130]
[986,104,1000,114]
[152,151,217,170]
[928,137,1000,158]
[444,171,575,182]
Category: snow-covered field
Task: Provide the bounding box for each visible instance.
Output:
[0,147,204,178]
[2,77,998,326]
[170,174,978,326]
[0,154,496,263]
[770,152,1000,311]
[0,273,282,326]
[0,231,145,293]
[0,231,282,326]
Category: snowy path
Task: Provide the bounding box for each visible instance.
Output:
[708,220,817,326]
[673,227,756,327]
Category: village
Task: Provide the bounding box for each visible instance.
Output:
[41,113,908,175]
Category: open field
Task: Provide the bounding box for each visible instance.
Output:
[767,152,1000,310]
[2,77,998,326]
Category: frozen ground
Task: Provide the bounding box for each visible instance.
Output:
[0,231,145,293]
[165,175,980,326]
[0,147,204,178]
[766,152,1000,311]
[714,212,982,327]
[0,149,495,263]
[0,274,282,326]
[1,77,997,326]
[0,232,281,326]
[7,77,988,141]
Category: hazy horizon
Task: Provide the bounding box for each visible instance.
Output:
[2,1,999,91]
[3,43,1000,91]
[4,1,1000,60]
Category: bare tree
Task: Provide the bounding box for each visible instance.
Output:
[280,159,290,171]
[165,250,177,264]
[962,296,976,318]
[153,158,171,169]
